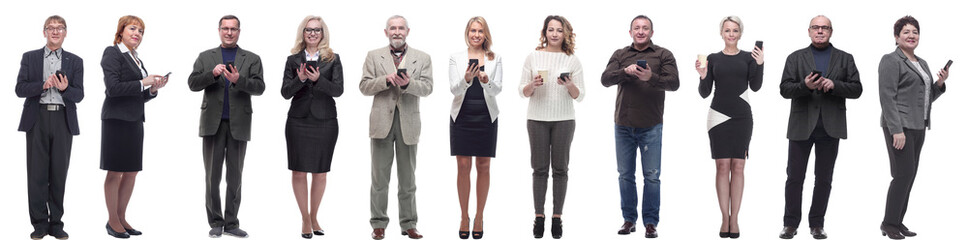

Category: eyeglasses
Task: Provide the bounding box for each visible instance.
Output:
[45,26,66,33]
[304,28,322,34]
[809,25,832,31]
[220,27,240,33]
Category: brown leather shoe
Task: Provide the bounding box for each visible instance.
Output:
[645,224,658,238]
[402,228,423,239]
[618,221,636,235]
[372,228,385,239]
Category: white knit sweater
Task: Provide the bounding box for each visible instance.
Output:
[518,51,585,121]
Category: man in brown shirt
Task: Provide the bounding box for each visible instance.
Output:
[601,15,679,239]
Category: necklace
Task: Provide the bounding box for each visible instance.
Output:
[723,49,740,55]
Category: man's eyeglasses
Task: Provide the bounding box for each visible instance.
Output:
[809,25,832,31]
[220,27,240,33]
[45,26,66,33]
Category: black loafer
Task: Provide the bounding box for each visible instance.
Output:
[125,228,142,236]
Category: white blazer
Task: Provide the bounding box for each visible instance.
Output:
[449,51,503,122]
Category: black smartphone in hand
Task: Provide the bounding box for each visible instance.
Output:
[560,72,571,81]
[479,66,485,72]
[811,70,823,78]
[306,61,318,73]
[226,61,235,73]
[55,70,65,80]
[164,72,172,79]
[755,41,763,50]
[944,60,953,71]
[636,60,648,70]
[397,68,407,78]
[469,59,479,68]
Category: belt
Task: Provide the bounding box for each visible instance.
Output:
[41,104,64,111]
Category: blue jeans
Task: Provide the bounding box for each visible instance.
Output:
[616,124,662,225]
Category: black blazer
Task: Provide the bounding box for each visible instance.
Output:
[779,45,863,140]
[281,52,343,120]
[15,47,84,135]
[100,45,156,122]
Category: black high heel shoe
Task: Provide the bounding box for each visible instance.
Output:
[301,233,313,239]
[106,223,130,239]
[881,224,905,239]
[313,230,325,235]
[472,217,484,239]
[551,217,563,239]
[720,231,729,238]
[898,224,917,237]
[459,217,470,239]
[729,232,740,238]
[533,216,545,239]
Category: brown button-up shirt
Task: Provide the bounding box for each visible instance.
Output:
[601,42,680,128]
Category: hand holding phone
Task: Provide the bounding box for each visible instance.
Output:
[944,60,953,71]
[755,40,764,50]
[397,68,407,78]
[559,72,571,84]
[306,61,318,73]
[225,61,235,73]
[636,60,649,70]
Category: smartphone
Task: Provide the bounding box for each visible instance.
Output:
[397,68,407,78]
[479,66,485,72]
[811,70,822,77]
[755,41,764,50]
[226,61,235,73]
[944,60,953,71]
[55,70,65,80]
[469,59,479,68]
[164,72,172,80]
[560,72,571,81]
[636,60,648,69]
[306,61,318,73]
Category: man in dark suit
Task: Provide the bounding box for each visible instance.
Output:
[778,15,863,239]
[187,15,265,238]
[15,15,83,240]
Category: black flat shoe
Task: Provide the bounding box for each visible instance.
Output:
[124,228,142,236]
[533,217,545,239]
[106,223,130,239]
[302,233,313,239]
[729,232,740,239]
[313,230,325,236]
[550,217,562,239]
[719,232,729,238]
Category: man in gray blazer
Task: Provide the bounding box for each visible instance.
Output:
[778,16,862,239]
[187,15,265,238]
[360,15,433,240]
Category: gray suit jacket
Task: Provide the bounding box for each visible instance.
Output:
[779,45,863,140]
[359,46,433,145]
[879,48,946,134]
[187,46,266,141]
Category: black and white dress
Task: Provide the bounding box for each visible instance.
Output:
[699,51,763,159]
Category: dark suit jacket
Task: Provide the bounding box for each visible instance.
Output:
[779,44,863,140]
[879,47,945,134]
[100,45,156,122]
[281,52,344,120]
[16,47,84,135]
[188,46,265,141]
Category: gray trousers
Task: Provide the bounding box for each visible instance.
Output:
[203,120,247,230]
[370,110,418,229]
[527,120,575,215]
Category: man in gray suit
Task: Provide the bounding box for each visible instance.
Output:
[187,15,265,238]
[778,15,862,239]
[360,15,433,240]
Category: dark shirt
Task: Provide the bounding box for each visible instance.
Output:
[811,44,832,75]
[221,46,238,120]
[601,43,680,128]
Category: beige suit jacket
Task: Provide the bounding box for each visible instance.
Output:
[359,46,433,145]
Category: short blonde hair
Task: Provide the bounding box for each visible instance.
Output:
[720,15,743,34]
[113,15,144,45]
[290,15,335,62]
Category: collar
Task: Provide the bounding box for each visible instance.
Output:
[809,43,833,51]
[628,41,654,52]
[117,42,137,57]
[304,49,320,61]
[44,46,62,59]
[390,45,408,55]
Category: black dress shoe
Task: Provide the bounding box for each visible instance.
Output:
[30,229,46,240]
[720,231,729,238]
[810,227,827,239]
[125,227,142,236]
[899,224,917,237]
[618,221,636,235]
[729,232,740,239]
[880,224,905,239]
[550,217,563,239]
[779,226,797,239]
[313,230,325,236]
[49,228,70,239]
[106,223,130,239]
[533,217,545,239]
[645,224,658,238]
[302,233,313,239]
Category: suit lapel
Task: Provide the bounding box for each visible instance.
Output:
[118,46,144,78]
[380,46,396,76]
[827,48,841,77]
[32,48,45,82]
[801,49,817,76]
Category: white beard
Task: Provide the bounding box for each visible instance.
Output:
[390,39,406,49]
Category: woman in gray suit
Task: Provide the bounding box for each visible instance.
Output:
[878,15,949,240]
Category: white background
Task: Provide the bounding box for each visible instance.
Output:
[1,0,965,240]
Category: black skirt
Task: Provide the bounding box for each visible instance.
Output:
[286,117,338,173]
[100,119,144,172]
[708,118,753,159]
[450,99,498,157]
